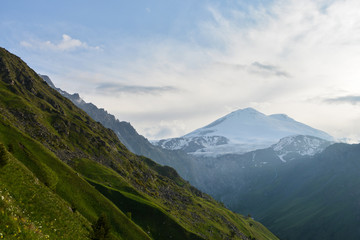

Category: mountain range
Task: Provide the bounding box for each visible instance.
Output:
[37,54,360,240]
[0,47,277,239]
[41,74,334,178]
[152,107,333,157]
[40,74,200,182]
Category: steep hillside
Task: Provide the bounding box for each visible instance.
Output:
[38,77,199,183]
[0,47,278,240]
[0,141,91,240]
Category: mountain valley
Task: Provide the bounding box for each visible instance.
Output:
[9,48,360,240]
[3,1,360,240]
[0,47,278,240]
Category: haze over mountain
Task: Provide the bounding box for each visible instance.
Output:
[153,108,334,157]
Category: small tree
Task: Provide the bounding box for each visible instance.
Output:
[90,213,111,240]
[0,143,9,167]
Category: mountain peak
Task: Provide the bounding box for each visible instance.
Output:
[229,107,263,116]
[156,108,333,156]
[234,107,258,113]
[39,74,56,89]
[271,135,333,162]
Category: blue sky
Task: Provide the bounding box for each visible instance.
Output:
[1,0,360,142]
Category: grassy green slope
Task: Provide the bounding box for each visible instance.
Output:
[0,142,90,240]
[0,119,151,240]
[0,47,278,240]
[72,157,277,240]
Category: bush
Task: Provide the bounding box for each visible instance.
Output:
[90,213,111,240]
[0,143,9,167]
[7,143,14,153]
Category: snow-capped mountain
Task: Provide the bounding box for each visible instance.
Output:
[153,108,334,157]
[271,135,333,162]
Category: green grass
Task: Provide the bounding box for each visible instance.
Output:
[0,121,151,240]
[88,179,204,240]
[71,158,204,240]
[0,143,90,239]
[71,158,278,240]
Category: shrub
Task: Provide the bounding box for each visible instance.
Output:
[90,213,111,240]
[7,143,14,153]
[0,143,9,167]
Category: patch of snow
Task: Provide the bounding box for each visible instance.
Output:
[278,154,287,163]
[272,135,333,161]
[252,152,256,162]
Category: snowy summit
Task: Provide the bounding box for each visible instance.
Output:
[153,108,334,157]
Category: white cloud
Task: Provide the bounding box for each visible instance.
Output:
[143,120,187,140]
[21,34,101,51]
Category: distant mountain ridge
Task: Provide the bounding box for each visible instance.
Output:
[271,135,332,162]
[189,141,360,240]
[183,135,333,200]
[228,143,360,240]
[153,108,333,157]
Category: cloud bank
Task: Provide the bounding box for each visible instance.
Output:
[96,83,178,95]
[325,95,360,105]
